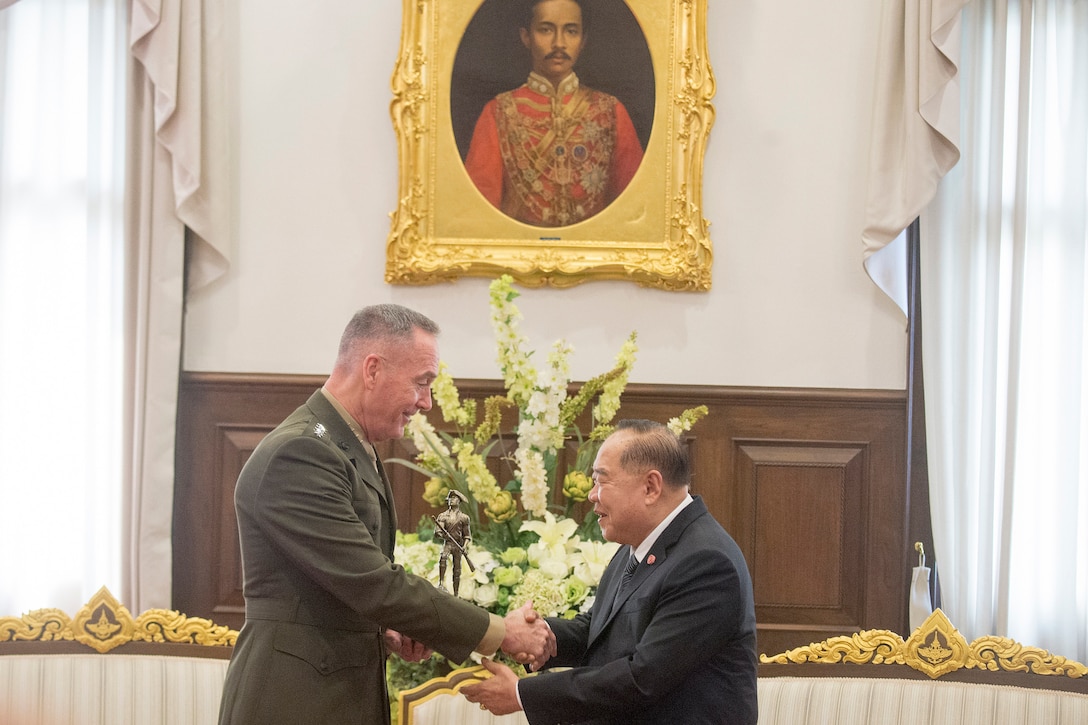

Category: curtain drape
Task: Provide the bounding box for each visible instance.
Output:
[0,0,126,614]
[920,0,1088,662]
[862,0,969,313]
[125,0,229,611]
[0,0,229,616]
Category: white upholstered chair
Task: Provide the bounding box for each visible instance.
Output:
[0,586,236,725]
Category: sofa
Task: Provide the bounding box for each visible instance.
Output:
[4,593,1085,725]
[0,587,235,725]
[398,609,1088,725]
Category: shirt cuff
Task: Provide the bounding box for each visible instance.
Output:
[474,612,505,657]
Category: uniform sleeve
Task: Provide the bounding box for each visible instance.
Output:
[251,434,492,662]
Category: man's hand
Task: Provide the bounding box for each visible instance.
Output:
[461,658,522,716]
[384,629,432,663]
[500,600,556,670]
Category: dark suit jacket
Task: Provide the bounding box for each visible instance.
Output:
[518,496,757,725]
[218,390,490,725]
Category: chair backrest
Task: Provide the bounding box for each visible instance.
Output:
[398,664,529,725]
[757,608,1088,724]
[759,608,1088,691]
[0,586,237,725]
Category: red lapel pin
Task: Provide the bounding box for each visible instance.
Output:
[646,554,656,565]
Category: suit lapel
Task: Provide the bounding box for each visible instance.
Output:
[590,546,633,641]
[374,454,398,551]
[306,391,390,502]
[305,390,397,554]
[588,498,710,646]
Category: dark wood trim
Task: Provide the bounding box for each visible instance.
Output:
[175,372,909,654]
[906,220,937,606]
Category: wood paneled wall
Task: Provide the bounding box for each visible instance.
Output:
[174,372,910,655]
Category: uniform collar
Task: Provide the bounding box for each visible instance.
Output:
[320,387,378,463]
[526,70,579,97]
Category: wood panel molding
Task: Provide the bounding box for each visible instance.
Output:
[174,372,909,653]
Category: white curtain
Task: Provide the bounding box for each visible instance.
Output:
[921,0,1088,662]
[0,0,229,616]
[126,0,229,611]
[0,0,127,614]
[862,0,969,314]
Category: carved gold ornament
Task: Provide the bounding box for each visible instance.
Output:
[760,609,1087,680]
[0,586,237,654]
[386,0,715,290]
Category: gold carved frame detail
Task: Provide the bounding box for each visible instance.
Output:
[0,586,237,654]
[760,608,1088,680]
[386,0,715,290]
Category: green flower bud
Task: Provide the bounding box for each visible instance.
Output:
[562,577,589,605]
[422,477,450,508]
[493,566,523,587]
[485,490,518,523]
[500,547,528,566]
[563,470,593,502]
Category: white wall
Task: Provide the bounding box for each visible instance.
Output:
[182,0,906,389]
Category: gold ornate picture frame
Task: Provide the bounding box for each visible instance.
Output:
[386,0,715,290]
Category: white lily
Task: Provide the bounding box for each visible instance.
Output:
[521,510,579,551]
[571,539,622,587]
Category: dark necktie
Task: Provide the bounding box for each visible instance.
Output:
[602,553,639,624]
[618,553,638,597]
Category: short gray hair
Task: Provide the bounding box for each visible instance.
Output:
[337,304,439,359]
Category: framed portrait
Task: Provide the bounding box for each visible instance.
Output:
[386,0,715,290]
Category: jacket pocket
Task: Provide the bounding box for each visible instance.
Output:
[351,480,383,534]
[273,623,378,675]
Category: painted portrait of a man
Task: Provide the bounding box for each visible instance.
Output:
[452,0,654,228]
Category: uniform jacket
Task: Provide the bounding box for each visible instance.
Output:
[464,72,644,227]
[218,390,490,725]
[518,497,758,725]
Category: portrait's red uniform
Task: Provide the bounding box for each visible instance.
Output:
[465,72,644,227]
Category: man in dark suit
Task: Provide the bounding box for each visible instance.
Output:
[218,304,555,725]
[463,419,758,724]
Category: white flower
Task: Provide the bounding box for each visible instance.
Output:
[458,576,477,600]
[395,537,442,577]
[516,447,550,516]
[473,582,500,608]
[406,413,449,458]
[536,557,571,580]
[521,511,580,554]
[465,546,498,582]
[570,540,622,587]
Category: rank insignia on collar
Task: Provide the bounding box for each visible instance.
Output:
[313,423,327,438]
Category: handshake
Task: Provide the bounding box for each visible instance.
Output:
[499,600,557,670]
[456,600,556,717]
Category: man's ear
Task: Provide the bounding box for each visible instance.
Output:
[643,469,663,503]
[361,353,382,389]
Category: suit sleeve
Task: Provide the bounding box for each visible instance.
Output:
[250,434,490,662]
[519,543,744,724]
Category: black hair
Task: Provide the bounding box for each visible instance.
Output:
[521,0,590,35]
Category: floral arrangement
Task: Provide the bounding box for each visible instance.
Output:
[386,275,707,706]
